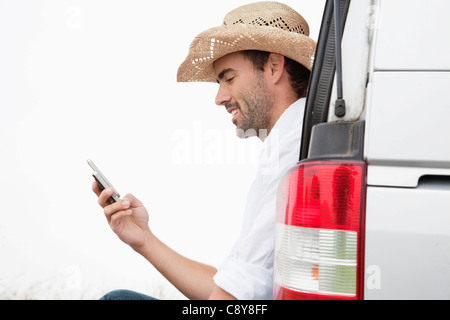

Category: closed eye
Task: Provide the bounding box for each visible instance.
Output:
[226,77,235,83]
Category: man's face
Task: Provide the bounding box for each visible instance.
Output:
[213,52,273,139]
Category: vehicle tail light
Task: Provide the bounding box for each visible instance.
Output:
[274,160,366,300]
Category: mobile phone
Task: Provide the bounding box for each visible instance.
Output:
[87,159,121,203]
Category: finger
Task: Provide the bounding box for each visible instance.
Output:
[98,187,116,208]
[92,181,102,197]
[122,193,143,208]
[103,198,131,221]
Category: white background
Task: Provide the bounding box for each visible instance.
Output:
[0,0,325,299]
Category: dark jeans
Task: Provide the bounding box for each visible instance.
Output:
[99,289,158,300]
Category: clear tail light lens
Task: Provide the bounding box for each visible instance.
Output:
[274,161,366,300]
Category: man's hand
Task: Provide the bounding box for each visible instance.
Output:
[92,181,219,300]
[92,181,151,251]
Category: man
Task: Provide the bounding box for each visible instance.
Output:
[94,1,316,300]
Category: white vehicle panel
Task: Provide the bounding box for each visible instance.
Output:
[374,0,450,71]
[363,0,450,300]
[365,71,450,186]
[364,184,450,299]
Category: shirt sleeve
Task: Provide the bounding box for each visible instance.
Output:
[213,186,277,300]
[213,167,281,300]
[213,254,274,300]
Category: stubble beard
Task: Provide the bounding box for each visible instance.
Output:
[235,73,273,140]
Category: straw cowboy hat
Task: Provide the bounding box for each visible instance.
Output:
[177,1,316,83]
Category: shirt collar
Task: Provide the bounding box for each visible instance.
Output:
[263,98,306,147]
[258,98,306,175]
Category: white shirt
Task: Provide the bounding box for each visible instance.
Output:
[213,98,305,300]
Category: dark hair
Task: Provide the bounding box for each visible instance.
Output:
[241,50,310,99]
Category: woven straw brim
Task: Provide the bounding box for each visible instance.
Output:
[177,24,316,83]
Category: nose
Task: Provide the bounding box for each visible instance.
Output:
[215,84,231,106]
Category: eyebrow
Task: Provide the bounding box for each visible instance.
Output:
[216,68,235,83]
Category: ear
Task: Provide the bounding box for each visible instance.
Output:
[266,53,285,84]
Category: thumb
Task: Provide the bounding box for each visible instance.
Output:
[122,193,144,208]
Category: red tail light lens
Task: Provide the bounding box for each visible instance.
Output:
[274,161,366,300]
